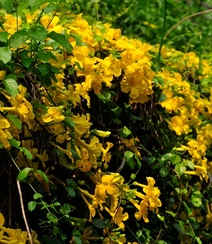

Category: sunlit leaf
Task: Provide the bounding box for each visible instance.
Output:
[3,78,18,97]
[7,114,22,129]
[28,201,37,212]
[0,47,11,64]
[17,167,33,182]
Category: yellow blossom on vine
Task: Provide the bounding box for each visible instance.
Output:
[0,71,6,80]
[76,148,92,172]
[101,141,113,166]
[25,10,39,23]
[3,14,22,34]
[71,113,92,137]
[42,107,65,123]
[95,174,123,200]
[206,201,212,228]
[167,115,190,135]
[184,158,208,181]
[0,118,12,148]
[105,206,129,230]
[74,136,101,168]
[40,15,60,30]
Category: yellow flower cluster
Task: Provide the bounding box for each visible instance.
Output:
[0,5,162,243]
[0,213,39,244]
[156,46,212,183]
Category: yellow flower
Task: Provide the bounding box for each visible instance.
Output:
[3,14,22,34]
[76,148,92,172]
[74,136,101,168]
[0,118,12,148]
[184,158,208,181]
[0,213,5,228]
[71,113,92,137]
[42,107,65,123]
[167,115,190,135]
[93,129,111,137]
[95,174,123,199]
[40,15,59,29]
[160,96,184,113]
[0,71,6,80]
[135,200,149,222]
[25,10,39,23]
[101,141,113,165]
[105,207,129,230]
[206,202,212,228]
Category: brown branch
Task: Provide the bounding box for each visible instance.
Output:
[164,8,212,39]
[17,180,33,244]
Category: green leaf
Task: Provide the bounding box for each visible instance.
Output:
[29,26,48,41]
[20,51,34,68]
[1,0,13,12]
[185,160,194,170]
[111,106,122,116]
[195,236,202,244]
[37,50,56,62]
[134,154,142,168]
[165,210,176,217]
[175,163,186,176]
[33,193,43,200]
[70,33,83,46]
[191,197,202,207]
[3,78,19,97]
[65,185,75,198]
[37,63,51,76]
[0,47,11,64]
[53,226,59,236]
[170,154,181,165]
[7,114,22,129]
[119,126,131,138]
[92,218,107,228]
[8,138,21,148]
[28,201,37,212]
[159,167,169,178]
[0,32,9,42]
[97,91,111,103]
[17,167,33,182]
[44,3,57,13]
[10,33,23,48]
[173,223,182,232]
[35,170,49,182]
[124,150,135,170]
[73,236,82,244]
[48,31,72,52]
[60,203,73,215]
[94,35,104,42]
[59,155,75,170]
[158,93,167,102]
[161,153,173,161]
[63,117,75,131]
[19,147,33,160]
[28,0,37,7]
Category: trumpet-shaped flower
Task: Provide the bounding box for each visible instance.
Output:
[71,113,92,137]
[95,174,124,200]
[105,206,129,230]
[42,107,65,123]
[3,14,22,34]
[76,148,92,172]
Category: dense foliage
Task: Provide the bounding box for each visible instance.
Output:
[0,0,212,244]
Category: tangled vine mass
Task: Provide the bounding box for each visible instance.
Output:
[0,1,212,243]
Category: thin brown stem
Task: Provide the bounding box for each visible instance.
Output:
[17,180,33,244]
[164,8,212,39]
